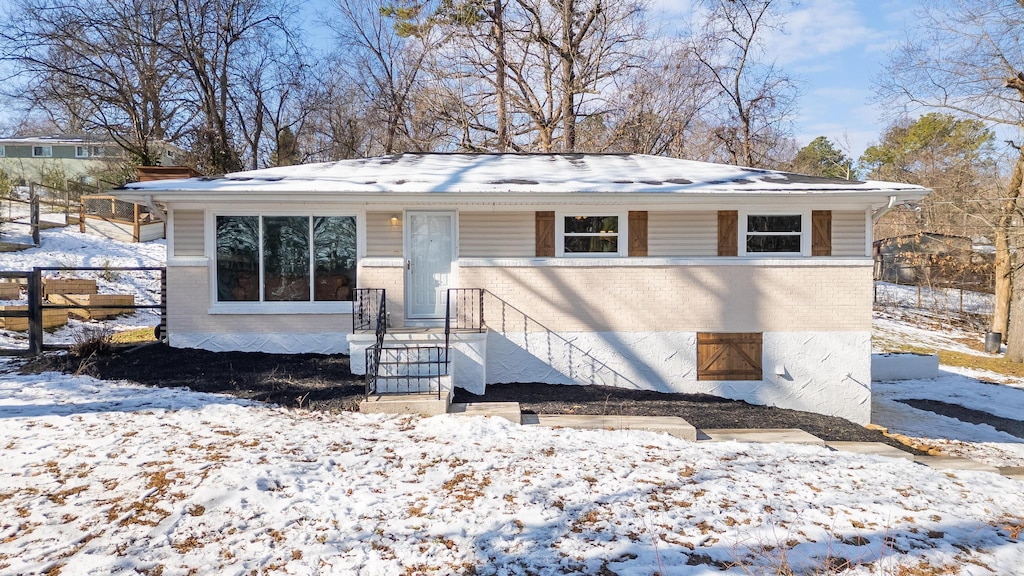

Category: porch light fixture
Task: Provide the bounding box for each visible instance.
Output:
[390,215,400,226]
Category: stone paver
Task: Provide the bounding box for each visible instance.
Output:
[700,428,826,446]
[523,414,697,441]
[913,455,1000,473]
[448,402,521,423]
[826,441,914,460]
[999,467,1024,480]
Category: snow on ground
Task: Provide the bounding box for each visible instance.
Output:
[0,227,166,350]
[0,226,165,271]
[871,282,1024,466]
[873,369,1024,468]
[1,364,1023,576]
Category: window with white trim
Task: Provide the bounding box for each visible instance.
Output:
[0,145,5,157]
[742,213,806,256]
[91,146,106,157]
[75,146,89,158]
[215,215,357,304]
[32,145,52,157]
[557,213,627,256]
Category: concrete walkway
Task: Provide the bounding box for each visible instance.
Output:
[450,402,1021,480]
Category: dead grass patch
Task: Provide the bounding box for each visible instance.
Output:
[47,485,89,505]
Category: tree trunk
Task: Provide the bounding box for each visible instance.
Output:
[560,0,575,152]
[1002,146,1024,360]
[493,0,508,152]
[993,218,1011,340]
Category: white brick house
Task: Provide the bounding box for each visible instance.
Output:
[117,153,929,424]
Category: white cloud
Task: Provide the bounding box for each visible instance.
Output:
[766,0,886,65]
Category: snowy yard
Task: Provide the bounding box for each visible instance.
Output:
[1,366,1023,575]
[0,227,1023,574]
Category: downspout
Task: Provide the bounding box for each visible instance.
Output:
[871,195,897,224]
[143,195,167,222]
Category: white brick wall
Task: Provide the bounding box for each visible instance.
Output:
[458,264,871,333]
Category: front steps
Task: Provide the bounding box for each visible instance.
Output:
[360,390,453,417]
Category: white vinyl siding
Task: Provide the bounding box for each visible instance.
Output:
[365,211,403,257]
[832,210,867,257]
[173,210,205,256]
[459,212,534,257]
[647,211,718,257]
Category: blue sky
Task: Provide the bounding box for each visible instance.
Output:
[648,0,921,160]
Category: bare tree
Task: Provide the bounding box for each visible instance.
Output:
[328,0,446,154]
[595,42,716,156]
[512,0,647,151]
[876,0,1024,358]
[0,0,187,165]
[165,0,303,174]
[688,0,799,168]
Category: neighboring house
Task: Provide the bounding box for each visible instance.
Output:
[873,233,992,291]
[0,134,181,186]
[115,153,930,424]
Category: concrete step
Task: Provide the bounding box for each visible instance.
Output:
[360,390,451,417]
[826,441,914,460]
[522,414,697,441]
[448,402,521,423]
[699,428,826,446]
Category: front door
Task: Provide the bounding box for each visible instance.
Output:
[405,211,455,319]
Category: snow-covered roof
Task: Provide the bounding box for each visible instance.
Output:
[0,134,113,145]
[118,153,930,202]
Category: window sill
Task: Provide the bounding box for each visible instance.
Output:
[457,257,872,267]
[208,302,354,315]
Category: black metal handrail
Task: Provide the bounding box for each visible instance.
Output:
[445,288,484,354]
[352,288,385,333]
[363,289,387,396]
[367,345,446,399]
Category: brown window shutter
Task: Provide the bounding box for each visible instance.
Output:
[628,211,648,256]
[811,210,832,256]
[718,210,738,256]
[536,211,555,257]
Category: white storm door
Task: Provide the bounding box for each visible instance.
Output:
[405,211,456,319]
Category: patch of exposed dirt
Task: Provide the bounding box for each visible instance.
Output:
[22,343,915,451]
[899,398,1024,439]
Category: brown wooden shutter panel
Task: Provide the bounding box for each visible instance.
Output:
[536,211,555,257]
[811,210,832,256]
[697,333,763,381]
[628,211,648,256]
[718,210,738,256]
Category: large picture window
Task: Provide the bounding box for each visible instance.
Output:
[216,215,356,304]
[557,214,626,256]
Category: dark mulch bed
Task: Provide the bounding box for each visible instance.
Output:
[21,342,915,451]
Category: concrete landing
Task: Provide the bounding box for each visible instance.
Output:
[523,414,698,441]
[449,402,521,423]
[700,428,826,446]
[826,441,914,460]
[360,392,451,417]
[913,455,1001,473]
